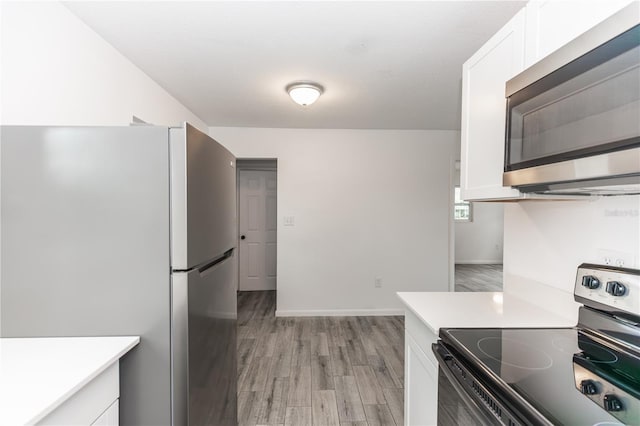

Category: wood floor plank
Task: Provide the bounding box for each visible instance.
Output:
[291,339,312,367]
[363,404,396,426]
[376,345,404,385]
[341,318,359,341]
[270,327,294,379]
[238,338,257,366]
[345,338,368,366]
[287,365,312,406]
[382,388,403,426]
[455,264,503,292]
[313,317,328,333]
[353,365,386,405]
[370,325,394,349]
[326,317,346,347]
[257,377,289,425]
[311,332,330,357]
[355,316,373,334]
[300,318,316,340]
[311,390,340,426]
[359,330,379,357]
[329,345,353,377]
[238,291,419,426]
[333,376,366,422]
[255,332,277,357]
[238,391,262,426]
[368,354,401,389]
[238,359,251,381]
[311,355,334,390]
[240,355,272,392]
[284,407,312,426]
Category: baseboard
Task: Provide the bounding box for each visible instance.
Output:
[455,261,503,265]
[239,286,277,292]
[275,308,405,317]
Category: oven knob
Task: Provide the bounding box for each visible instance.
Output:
[605,281,626,297]
[582,275,600,289]
[604,394,623,412]
[579,379,598,395]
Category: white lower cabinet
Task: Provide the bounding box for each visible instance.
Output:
[404,310,440,426]
[405,333,438,426]
[37,362,120,425]
[92,400,119,426]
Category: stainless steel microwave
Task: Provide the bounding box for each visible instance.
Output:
[503,3,640,196]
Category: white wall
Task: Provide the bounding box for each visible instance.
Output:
[504,196,640,293]
[455,203,504,264]
[453,169,504,264]
[0,1,209,330]
[210,127,458,315]
[0,1,207,130]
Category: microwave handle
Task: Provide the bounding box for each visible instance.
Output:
[432,343,507,426]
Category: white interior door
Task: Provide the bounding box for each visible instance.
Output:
[239,169,277,291]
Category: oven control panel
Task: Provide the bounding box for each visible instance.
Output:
[573,361,639,425]
[575,263,639,317]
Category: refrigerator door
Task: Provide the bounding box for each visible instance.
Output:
[172,250,238,426]
[170,124,237,270]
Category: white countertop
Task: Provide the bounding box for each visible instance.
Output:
[0,336,140,425]
[397,291,578,336]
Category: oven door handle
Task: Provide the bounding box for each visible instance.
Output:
[432,342,501,425]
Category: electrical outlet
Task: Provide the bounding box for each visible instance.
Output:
[597,249,635,268]
[283,216,295,226]
[374,277,382,288]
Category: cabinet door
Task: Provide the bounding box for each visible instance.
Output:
[92,400,119,426]
[460,9,525,201]
[525,0,635,67]
[405,333,438,426]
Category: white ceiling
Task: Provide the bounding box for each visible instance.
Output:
[65,1,525,130]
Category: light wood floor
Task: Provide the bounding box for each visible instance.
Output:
[237,265,501,425]
[237,291,404,426]
[454,264,503,292]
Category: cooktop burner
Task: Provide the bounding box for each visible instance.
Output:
[477,336,554,370]
[442,327,639,425]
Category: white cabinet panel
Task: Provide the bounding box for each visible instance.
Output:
[405,332,438,426]
[460,9,526,201]
[404,310,440,426]
[92,400,119,426]
[525,0,635,67]
[37,363,119,425]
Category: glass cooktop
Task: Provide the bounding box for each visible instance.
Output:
[441,327,640,426]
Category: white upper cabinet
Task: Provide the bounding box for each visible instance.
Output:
[524,0,636,67]
[460,9,525,201]
[460,0,635,201]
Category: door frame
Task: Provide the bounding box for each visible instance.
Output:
[236,158,278,293]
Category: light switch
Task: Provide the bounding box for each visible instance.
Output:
[284,216,295,226]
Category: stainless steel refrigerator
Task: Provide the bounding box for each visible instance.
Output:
[0,123,237,426]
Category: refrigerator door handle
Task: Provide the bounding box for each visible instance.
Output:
[198,249,234,276]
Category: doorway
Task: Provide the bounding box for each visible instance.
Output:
[237,159,277,292]
[451,161,504,292]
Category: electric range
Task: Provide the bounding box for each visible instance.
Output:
[433,264,640,426]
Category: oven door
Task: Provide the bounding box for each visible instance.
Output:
[437,365,499,426]
[433,342,523,426]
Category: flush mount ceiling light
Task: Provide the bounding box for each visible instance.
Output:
[286,82,324,106]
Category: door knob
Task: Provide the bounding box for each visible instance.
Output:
[240,235,246,240]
